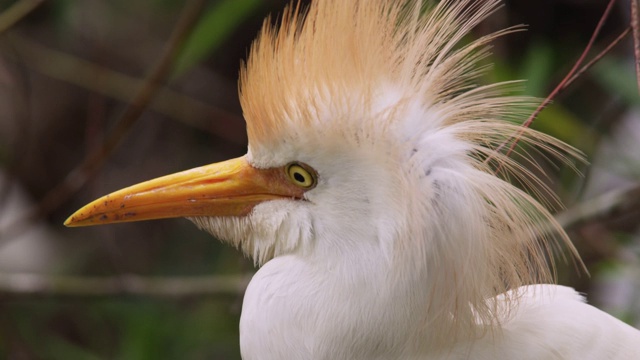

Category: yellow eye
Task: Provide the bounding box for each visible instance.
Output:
[286,163,317,189]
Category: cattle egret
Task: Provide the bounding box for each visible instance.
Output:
[65,0,640,358]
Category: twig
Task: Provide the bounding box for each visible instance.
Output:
[94,0,206,165]
[0,0,206,242]
[566,27,632,88]
[506,0,617,153]
[9,34,245,145]
[0,0,44,35]
[556,184,640,230]
[488,0,619,166]
[631,0,640,95]
[0,272,249,298]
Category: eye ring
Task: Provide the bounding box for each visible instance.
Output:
[286,162,317,189]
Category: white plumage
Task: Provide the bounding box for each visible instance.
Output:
[66,0,640,358]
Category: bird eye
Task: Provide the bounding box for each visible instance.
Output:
[286,163,317,189]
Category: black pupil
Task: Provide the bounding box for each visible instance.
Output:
[293,172,306,183]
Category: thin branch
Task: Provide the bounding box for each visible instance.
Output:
[556,184,640,230]
[94,0,206,164]
[0,273,249,298]
[507,0,617,151]
[566,27,632,88]
[488,0,619,166]
[9,34,245,145]
[631,0,640,95]
[0,0,206,242]
[0,0,44,35]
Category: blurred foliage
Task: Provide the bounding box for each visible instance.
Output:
[172,0,264,77]
[0,0,638,359]
[3,298,240,359]
[593,56,640,106]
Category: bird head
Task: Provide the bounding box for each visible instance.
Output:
[65,0,581,340]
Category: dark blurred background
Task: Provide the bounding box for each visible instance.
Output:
[0,0,638,358]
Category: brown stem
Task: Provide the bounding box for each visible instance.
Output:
[0,272,250,298]
[489,0,619,168]
[556,184,640,230]
[0,0,45,34]
[631,0,640,95]
[9,34,245,144]
[0,0,206,243]
[565,27,632,88]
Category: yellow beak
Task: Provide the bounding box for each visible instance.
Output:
[64,156,303,227]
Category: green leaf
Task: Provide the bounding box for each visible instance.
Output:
[519,41,554,97]
[172,0,263,77]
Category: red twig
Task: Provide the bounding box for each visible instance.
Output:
[490,0,619,164]
[631,0,640,95]
[566,27,631,87]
